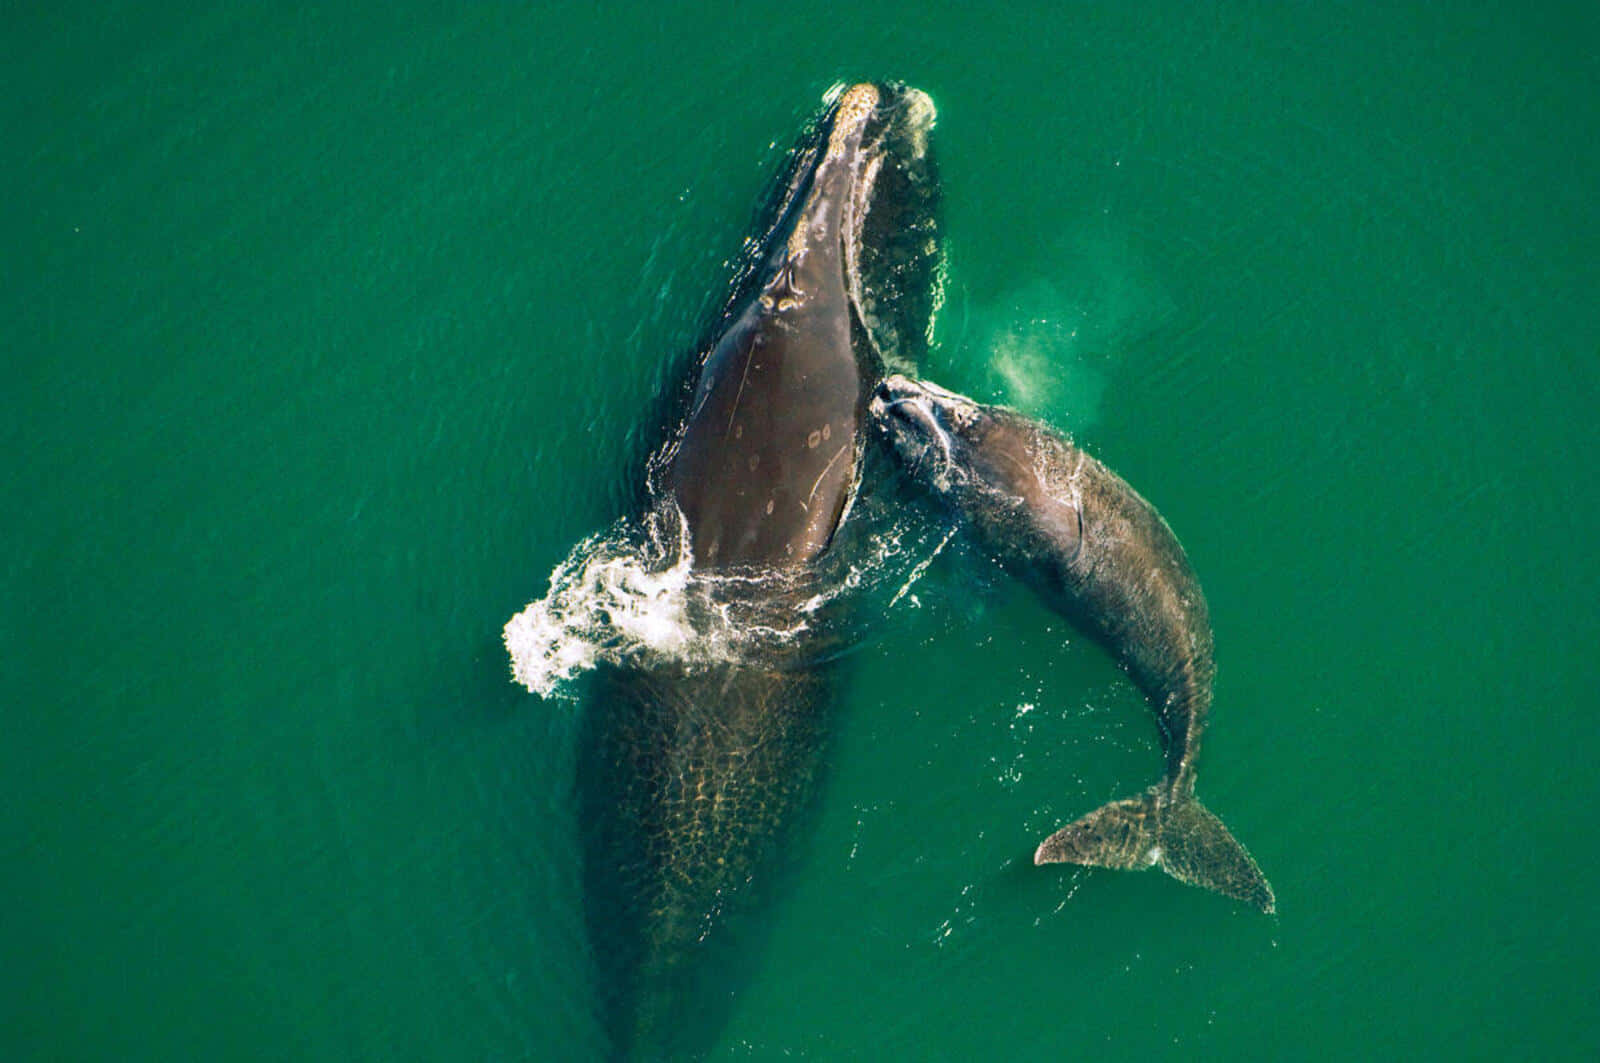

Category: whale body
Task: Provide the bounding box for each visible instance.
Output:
[872,374,1273,913]
[580,85,942,1059]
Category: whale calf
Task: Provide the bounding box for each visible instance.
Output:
[871,375,1273,913]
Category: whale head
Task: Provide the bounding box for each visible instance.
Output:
[762,83,941,375]
[839,83,942,372]
[658,86,944,570]
[870,374,989,491]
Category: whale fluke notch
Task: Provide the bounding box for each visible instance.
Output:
[1034,787,1275,913]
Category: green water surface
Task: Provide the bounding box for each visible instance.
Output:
[6,3,1598,1059]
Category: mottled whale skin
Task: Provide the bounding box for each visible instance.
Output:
[871,375,1273,913]
[581,85,941,1059]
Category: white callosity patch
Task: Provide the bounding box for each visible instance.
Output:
[787,83,878,262]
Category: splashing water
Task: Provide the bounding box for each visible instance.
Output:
[502,523,696,698]
[503,493,954,700]
[502,514,831,699]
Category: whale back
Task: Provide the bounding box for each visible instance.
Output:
[581,87,947,1057]
[660,83,941,570]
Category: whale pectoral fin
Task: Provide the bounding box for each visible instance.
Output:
[1033,792,1159,871]
[1156,797,1276,914]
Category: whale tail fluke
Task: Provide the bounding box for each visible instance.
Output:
[1156,796,1275,913]
[1034,787,1275,913]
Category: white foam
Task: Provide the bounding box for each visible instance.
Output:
[502,515,823,700]
[503,497,959,700]
[888,524,957,608]
[503,522,700,699]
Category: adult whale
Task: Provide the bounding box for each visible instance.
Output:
[871,375,1273,913]
[580,85,941,1059]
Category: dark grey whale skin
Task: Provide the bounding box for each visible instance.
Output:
[660,83,938,569]
[579,84,940,1060]
[872,375,1273,914]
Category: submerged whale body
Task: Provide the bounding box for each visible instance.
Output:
[872,375,1274,913]
[579,84,941,1059]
